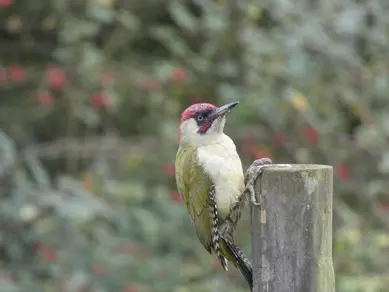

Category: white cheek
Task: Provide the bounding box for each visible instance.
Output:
[180,117,226,146]
[180,119,197,136]
[180,119,206,144]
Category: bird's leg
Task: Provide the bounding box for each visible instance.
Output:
[219,203,240,242]
[244,157,273,206]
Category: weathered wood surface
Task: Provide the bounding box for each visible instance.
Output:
[251,164,335,292]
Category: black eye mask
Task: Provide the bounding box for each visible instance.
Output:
[194,109,217,134]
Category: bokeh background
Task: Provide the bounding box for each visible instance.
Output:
[1,0,389,291]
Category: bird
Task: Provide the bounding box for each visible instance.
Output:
[175,101,258,290]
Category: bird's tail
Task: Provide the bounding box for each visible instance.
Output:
[222,237,253,291]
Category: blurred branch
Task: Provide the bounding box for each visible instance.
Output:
[23,126,270,160]
[24,135,158,159]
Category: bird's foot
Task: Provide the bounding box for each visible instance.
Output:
[244,158,273,206]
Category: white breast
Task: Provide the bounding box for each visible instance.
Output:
[197,134,244,218]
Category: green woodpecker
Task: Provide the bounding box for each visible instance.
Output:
[175,101,255,289]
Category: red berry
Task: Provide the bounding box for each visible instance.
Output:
[251,145,272,160]
[242,137,273,159]
[40,246,57,263]
[242,137,256,156]
[377,202,389,211]
[335,164,350,180]
[36,91,54,107]
[90,92,109,109]
[301,125,319,145]
[33,242,41,251]
[47,66,67,90]
[171,192,183,203]
[141,77,158,91]
[9,65,25,82]
[171,67,186,83]
[0,0,13,7]
[162,164,175,177]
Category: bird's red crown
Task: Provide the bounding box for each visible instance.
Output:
[180,103,216,122]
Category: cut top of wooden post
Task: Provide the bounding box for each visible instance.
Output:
[251,164,334,292]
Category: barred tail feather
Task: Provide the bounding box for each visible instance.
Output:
[222,237,253,291]
[209,185,228,271]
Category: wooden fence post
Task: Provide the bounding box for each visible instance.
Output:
[251,164,335,292]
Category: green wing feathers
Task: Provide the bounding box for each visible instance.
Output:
[175,142,213,253]
[175,141,253,290]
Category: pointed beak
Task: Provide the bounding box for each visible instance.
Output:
[211,101,239,119]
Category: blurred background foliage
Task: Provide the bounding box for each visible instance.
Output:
[1,0,389,291]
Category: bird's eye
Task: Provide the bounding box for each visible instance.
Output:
[196,114,204,122]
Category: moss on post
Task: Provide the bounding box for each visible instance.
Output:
[251,164,335,292]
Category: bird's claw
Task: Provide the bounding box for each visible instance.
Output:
[250,187,261,205]
[245,158,273,206]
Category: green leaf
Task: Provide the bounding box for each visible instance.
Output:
[87,3,115,24]
[169,2,198,32]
